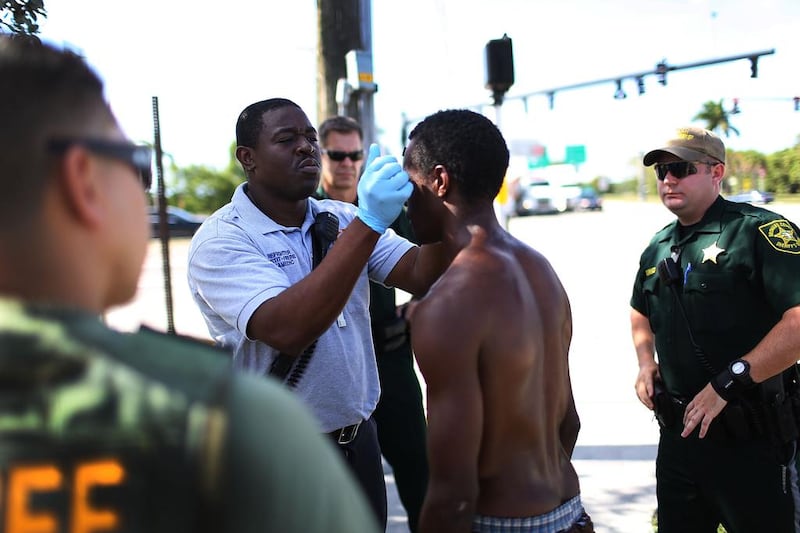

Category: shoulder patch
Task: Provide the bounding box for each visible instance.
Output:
[758,219,800,254]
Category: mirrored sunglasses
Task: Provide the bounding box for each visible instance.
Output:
[654,161,718,181]
[322,149,364,162]
[47,138,153,191]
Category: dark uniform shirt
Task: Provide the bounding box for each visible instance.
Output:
[369,210,416,327]
[631,196,800,398]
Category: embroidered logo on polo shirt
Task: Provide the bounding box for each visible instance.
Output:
[759,219,800,254]
[267,249,297,267]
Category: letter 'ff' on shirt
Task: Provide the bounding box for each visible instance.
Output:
[0,298,379,533]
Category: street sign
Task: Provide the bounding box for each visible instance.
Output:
[528,149,550,169]
[565,145,586,165]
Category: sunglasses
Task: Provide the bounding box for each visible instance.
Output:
[322,149,364,162]
[654,161,719,181]
[47,138,153,191]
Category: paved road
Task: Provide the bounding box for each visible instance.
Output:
[106,199,800,532]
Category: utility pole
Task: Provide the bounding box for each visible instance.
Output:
[316,0,360,122]
[316,0,377,148]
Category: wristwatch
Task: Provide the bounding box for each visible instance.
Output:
[729,359,754,387]
[711,359,755,401]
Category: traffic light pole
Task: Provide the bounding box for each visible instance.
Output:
[504,49,776,110]
[485,35,515,230]
[401,48,777,132]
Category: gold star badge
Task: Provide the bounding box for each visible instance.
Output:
[702,241,725,264]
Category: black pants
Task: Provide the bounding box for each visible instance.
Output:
[330,416,387,531]
[656,428,800,532]
[373,340,429,532]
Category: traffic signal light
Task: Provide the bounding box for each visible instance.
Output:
[636,76,645,96]
[749,56,759,78]
[485,34,514,105]
[614,80,627,100]
[656,61,668,86]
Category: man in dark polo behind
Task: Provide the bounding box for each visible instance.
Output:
[315,115,429,532]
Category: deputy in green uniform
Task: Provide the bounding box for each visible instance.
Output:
[315,116,429,531]
[630,127,800,532]
[0,35,378,533]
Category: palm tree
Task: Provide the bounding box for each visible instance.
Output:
[693,99,740,137]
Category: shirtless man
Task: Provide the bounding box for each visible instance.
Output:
[402,109,593,533]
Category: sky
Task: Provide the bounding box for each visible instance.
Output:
[38,0,800,183]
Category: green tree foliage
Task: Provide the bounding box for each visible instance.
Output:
[726,149,768,192]
[693,99,740,137]
[723,144,800,195]
[0,0,46,34]
[161,142,244,214]
[767,146,800,193]
[168,165,240,214]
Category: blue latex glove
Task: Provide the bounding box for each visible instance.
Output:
[356,143,412,234]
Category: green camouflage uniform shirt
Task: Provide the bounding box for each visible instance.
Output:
[0,297,378,533]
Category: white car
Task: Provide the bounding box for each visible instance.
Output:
[726,190,774,205]
[514,181,561,215]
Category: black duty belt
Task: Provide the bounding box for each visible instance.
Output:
[327,420,362,445]
[654,387,767,443]
[655,366,800,448]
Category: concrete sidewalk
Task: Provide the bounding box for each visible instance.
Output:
[573,450,657,533]
[385,446,657,533]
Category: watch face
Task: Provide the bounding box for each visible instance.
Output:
[731,361,746,375]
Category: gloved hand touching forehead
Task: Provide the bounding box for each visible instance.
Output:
[357,143,412,234]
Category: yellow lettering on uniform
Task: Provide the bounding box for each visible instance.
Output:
[71,459,125,533]
[6,464,61,533]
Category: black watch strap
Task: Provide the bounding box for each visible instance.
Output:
[710,368,737,401]
[710,359,754,401]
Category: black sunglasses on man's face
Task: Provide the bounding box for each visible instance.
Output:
[654,161,719,181]
[322,149,364,162]
[47,138,153,191]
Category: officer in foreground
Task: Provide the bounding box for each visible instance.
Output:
[630,126,800,531]
[0,35,378,533]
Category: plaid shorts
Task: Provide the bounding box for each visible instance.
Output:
[472,495,585,533]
